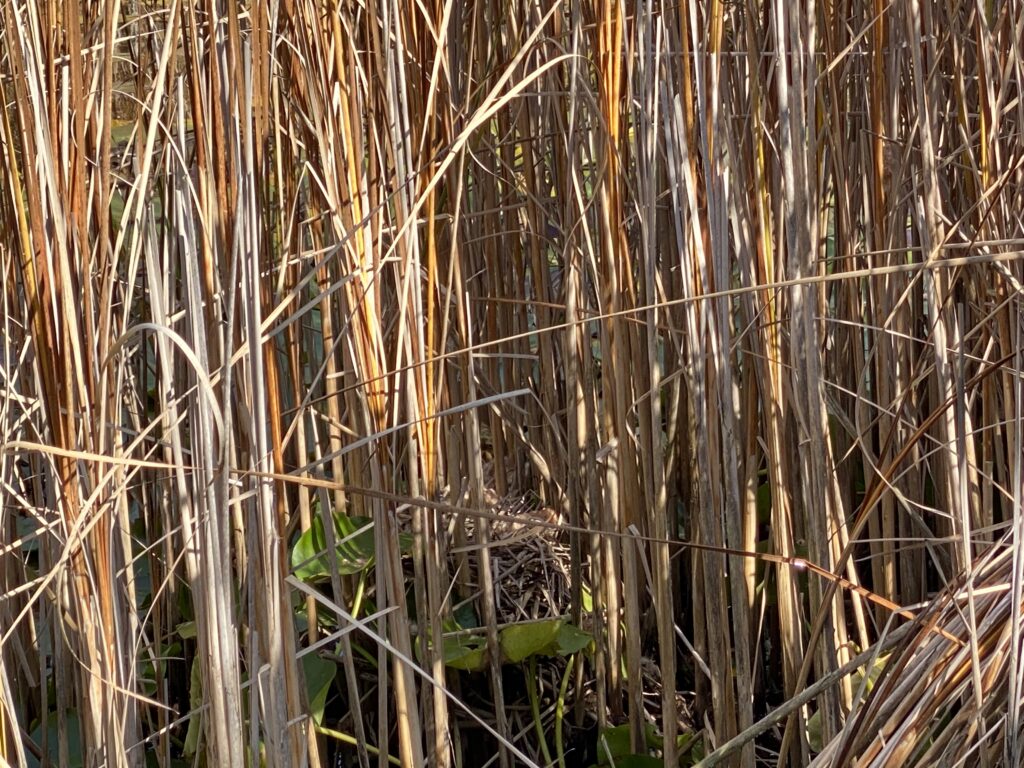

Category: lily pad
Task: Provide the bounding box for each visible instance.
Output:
[499,619,592,663]
[500,619,562,663]
[592,724,664,767]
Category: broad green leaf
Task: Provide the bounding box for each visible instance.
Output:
[291,514,376,580]
[443,635,487,671]
[500,619,562,662]
[677,731,700,755]
[556,622,592,655]
[138,642,179,698]
[301,653,337,725]
[452,601,479,630]
[28,710,82,768]
[17,515,39,553]
[333,515,379,569]
[595,723,666,765]
[685,735,705,764]
[499,619,592,663]
[852,652,889,694]
[596,724,632,764]
[133,554,153,610]
[806,709,823,752]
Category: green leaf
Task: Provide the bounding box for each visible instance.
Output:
[184,656,203,756]
[581,585,594,613]
[17,515,40,553]
[806,709,823,752]
[137,642,180,698]
[333,515,379,567]
[806,653,890,752]
[451,601,479,630]
[596,725,633,764]
[685,735,705,764]
[28,710,82,768]
[852,652,889,695]
[556,622,593,655]
[291,513,377,581]
[500,619,562,662]
[443,635,487,671]
[594,724,668,765]
[301,653,337,725]
[498,619,592,663]
[133,554,153,610]
[676,730,701,754]
[176,620,197,639]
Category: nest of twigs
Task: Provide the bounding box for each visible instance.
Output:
[814,534,1024,767]
[465,490,697,731]
[456,490,574,625]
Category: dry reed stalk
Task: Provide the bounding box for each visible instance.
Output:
[2,1,1023,767]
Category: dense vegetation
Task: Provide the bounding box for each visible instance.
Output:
[1,1,1022,766]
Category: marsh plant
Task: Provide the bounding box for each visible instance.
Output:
[1,1,1022,767]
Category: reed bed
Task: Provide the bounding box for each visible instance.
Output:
[0,1,1022,767]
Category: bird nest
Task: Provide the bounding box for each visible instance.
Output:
[452,490,575,625]
[439,484,700,762]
